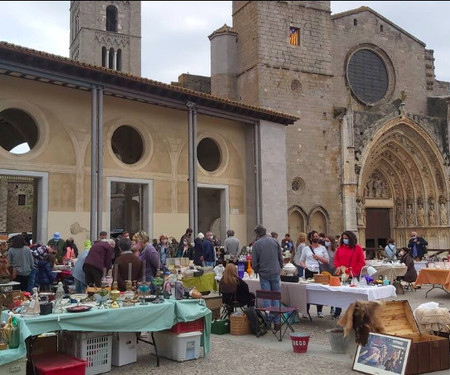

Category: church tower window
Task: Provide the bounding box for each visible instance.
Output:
[117,49,122,71]
[289,27,299,46]
[106,5,118,32]
[102,47,106,67]
[109,47,115,69]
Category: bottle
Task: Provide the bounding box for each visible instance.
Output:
[8,317,19,349]
[383,275,390,286]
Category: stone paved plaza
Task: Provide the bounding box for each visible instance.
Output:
[110,286,450,375]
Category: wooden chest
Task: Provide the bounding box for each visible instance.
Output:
[381,300,449,374]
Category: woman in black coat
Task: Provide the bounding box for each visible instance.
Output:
[219,263,255,307]
[398,247,417,283]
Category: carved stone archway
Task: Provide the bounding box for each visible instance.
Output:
[358,115,449,248]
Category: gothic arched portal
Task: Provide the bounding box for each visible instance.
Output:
[358,115,449,249]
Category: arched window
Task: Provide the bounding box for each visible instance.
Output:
[106,5,118,32]
[117,49,122,71]
[102,47,106,67]
[109,47,114,69]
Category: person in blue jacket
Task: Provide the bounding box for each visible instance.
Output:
[36,253,56,292]
[202,231,216,267]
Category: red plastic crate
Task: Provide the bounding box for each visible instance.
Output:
[33,353,86,375]
[171,318,204,333]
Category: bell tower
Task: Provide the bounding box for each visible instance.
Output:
[69,1,141,76]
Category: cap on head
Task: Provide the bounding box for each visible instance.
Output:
[53,232,61,241]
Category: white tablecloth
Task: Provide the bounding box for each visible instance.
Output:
[306,284,396,309]
[361,265,407,283]
[244,278,308,316]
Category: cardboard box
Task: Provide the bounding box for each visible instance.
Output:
[381,300,449,374]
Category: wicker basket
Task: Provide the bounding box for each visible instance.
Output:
[313,274,330,285]
[230,313,250,335]
[329,276,341,286]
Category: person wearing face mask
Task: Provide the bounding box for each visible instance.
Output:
[156,234,173,269]
[300,230,330,318]
[333,231,366,319]
[407,231,428,261]
[203,231,216,267]
[384,239,397,261]
[397,247,417,284]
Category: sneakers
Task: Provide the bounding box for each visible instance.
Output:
[317,312,324,318]
[331,314,341,320]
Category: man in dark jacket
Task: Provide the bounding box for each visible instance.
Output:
[193,233,205,266]
[202,232,215,266]
[83,239,115,287]
[114,237,142,291]
[407,231,428,261]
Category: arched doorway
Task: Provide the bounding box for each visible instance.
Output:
[358,116,449,249]
[288,206,306,241]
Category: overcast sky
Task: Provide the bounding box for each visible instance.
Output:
[0,1,449,84]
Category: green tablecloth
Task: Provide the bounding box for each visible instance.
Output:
[1,298,211,365]
[182,273,218,292]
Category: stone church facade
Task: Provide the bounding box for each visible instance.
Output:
[207,1,450,248]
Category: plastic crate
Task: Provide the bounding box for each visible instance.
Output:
[58,331,112,375]
[33,353,86,375]
[171,318,204,333]
[111,332,137,367]
[0,356,27,375]
[152,331,202,362]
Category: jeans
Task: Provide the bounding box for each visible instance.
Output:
[28,268,38,292]
[205,262,215,267]
[259,274,281,324]
[296,265,304,278]
[75,279,87,293]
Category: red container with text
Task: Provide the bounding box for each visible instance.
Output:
[290,332,310,354]
[171,318,204,334]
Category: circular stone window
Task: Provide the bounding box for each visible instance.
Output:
[291,177,305,194]
[197,137,221,172]
[0,108,39,154]
[111,125,144,164]
[347,49,388,104]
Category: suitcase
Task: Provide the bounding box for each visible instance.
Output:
[380,300,449,374]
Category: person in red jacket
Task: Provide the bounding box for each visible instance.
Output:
[332,230,366,319]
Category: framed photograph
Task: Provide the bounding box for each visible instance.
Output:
[353,333,412,375]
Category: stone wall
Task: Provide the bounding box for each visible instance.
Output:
[171,74,211,94]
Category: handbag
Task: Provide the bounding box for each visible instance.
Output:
[309,246,329,273]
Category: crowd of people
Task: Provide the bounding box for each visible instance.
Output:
[2,226,424,316]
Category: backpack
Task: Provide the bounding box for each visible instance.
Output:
[63,246,75,261]
[244,306,268,337]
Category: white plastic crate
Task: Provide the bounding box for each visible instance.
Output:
[59,331,112,375]
[152,330,202,362]
[0,356,26,375]
[111,332,137,367]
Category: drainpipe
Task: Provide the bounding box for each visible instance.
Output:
[254,122,262,225]
[187,101,195,233]
[192,105,198,236]
[97,87,104,235]
[90,87,98,243]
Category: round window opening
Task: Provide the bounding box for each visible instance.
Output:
[197,137,221,172]
[347,49,388,104]
[111,125,144,164]
[0,109,39,154]
[291,177,305,194]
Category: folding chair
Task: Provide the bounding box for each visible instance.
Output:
[255,289,297,342]
[219,282,246,320]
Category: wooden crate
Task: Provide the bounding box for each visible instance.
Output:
[381,300,449,374]
[230,313,250,335]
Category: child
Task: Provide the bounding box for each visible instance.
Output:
[36,253,56,292]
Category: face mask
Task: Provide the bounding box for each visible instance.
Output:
[325,241,331,247]
[343,239,349,245]
[311,238,319,244]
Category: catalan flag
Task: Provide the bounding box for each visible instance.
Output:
[289,27,299,46]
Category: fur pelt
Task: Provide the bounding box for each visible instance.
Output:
[337,300,385,346]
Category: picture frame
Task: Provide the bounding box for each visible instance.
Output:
[353,332,412,375]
